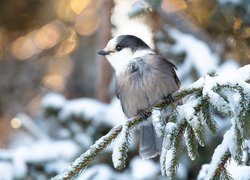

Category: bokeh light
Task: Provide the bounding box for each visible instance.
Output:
[43,74,65,91]
[10,117,21,129]
[56,0,76,22]
[56,28,78,56]
[11,20,66,60]
[12,35,39,60]
[33,21,63,50]
[74,3,99,36]
[70,0,91,14]
[161,0,188,13]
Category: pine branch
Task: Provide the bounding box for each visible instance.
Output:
[53,65,250,179]
[166,121,187,179]
[192,117,205,147]
[160,122,177,175]
[200,97,218,134]
[215,84,248,137]
[234,125,244,164]
[185,125,198,160]
[52,125,122,180]
[221,168,233,180]
[206,130,233,179]
[152,108,165,137]
[52,87,199,179]
[112,122,130,170]
[210,150,231,180]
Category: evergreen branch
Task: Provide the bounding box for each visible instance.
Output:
[206,90,231,116]
[216,84,249,137]
[52,65,250,180]
[152,108,165,137]
[52,125,123,180]
[206,129,234,179]
[220,167,234,180]
[200,97,218,134]
[192,117,205,147]
[174,87,202,101]
[214,84,248,164]
[161,122,177,175]
[233,125,244,164]
[184,125,198,160]
[167,121,187,179]
[231,85,248,138]
[160,145,168,175]
[52,87,200,179]
[168,109,178,123]
[209,150,231,180]
[112,122,130,170]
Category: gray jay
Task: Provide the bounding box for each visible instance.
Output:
[98,35,180,159]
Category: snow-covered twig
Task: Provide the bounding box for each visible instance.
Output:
[52,125,122,180]
[112,122,130,169]
[205,129,233,179]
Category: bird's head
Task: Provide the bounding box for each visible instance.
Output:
[98,35,151,74]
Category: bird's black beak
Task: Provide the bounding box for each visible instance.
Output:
[98,50,109,56]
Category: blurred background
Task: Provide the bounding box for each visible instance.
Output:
[0,0,249,179]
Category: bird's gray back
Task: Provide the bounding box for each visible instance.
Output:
[116,53,180,118]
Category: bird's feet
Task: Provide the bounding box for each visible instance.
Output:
[138,110,151,119]
[164,94,175,104]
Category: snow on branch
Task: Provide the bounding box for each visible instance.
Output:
[205,129,234,179]
[112,122,130,170]
[128,0,163,19]
[53,65,250,180]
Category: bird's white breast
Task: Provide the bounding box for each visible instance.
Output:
[106,49,154,75]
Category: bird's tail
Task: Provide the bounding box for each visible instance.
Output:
[139,122,162,159]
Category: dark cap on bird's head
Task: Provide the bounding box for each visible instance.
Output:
[115,35,150,52]
[97,35,150,56]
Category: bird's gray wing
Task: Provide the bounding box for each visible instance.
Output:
[143,53,181,89]
[161,56,181,88]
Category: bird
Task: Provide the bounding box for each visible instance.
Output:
[98,35,180,159]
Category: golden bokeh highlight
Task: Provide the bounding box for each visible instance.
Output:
[74,4,99,36]
[11,21,66,60]
[12,36,39,60]
[70,0,91,14]
[56,0,76,22]
[43,74,65,91]
[10,117,21,129]
[34,22,62,50]
[57,28,78,56]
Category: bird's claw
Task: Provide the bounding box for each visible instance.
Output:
[138,110,151,119]
[165,94,174,104]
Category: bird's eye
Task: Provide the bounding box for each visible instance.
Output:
[116,45,122,51]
